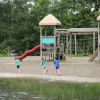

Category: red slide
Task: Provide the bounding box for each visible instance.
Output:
[16,45,40,60]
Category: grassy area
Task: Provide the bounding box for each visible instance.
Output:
[0,78,100,100]
[0,53,7,57]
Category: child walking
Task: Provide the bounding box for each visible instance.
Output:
[41,57,48,75]
[53,56,61,76]
[15,58,22,72]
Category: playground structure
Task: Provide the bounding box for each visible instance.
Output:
[88,48,98,62]
[39,14,61,61]
[56,28,99,61]
[15,14,100,62]
[39,14,100,62]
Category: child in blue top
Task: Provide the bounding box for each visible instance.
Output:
[41,58,48,74]
[54,57,61,76]
[15,58,22,72]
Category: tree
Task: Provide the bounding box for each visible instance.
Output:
[0,0,35,55]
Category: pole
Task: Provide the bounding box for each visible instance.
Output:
[98,21,100,62]
[66,34,68,55]
[40,26,42,59]
[74,34,77,55]
[70,34,71,55]
[93,32,95,54]
[54,26,56,59]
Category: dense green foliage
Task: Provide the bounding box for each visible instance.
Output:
[0,78,100,100]
[0,0,100,56]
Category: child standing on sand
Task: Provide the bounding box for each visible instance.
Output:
[41,57,48,75]
[53,56,61,76]
[15,58,22,72]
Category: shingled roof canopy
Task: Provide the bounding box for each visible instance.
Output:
[97,15,100,21]
[39,14,61,26]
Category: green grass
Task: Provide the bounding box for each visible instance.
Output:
[0,78,100,100]
[0,53,7,57]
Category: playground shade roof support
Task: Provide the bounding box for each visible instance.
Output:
[39,14,61,26]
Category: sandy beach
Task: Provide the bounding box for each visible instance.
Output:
[0,56,100,83]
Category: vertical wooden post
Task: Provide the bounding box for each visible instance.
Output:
[54,26,56,59]
[58,33,60,60]
[98,21,100,62]
[74,34,77,55]
[70,34,72,57]
[40,26,42,59]
[44,26,46,36]
[93,32,95,54]
[66,34,68,55]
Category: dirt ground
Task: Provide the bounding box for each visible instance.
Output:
[0,56,100,82]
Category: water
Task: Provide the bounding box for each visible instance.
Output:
[0,87,45,100]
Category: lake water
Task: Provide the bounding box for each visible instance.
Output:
[0,87,46,100]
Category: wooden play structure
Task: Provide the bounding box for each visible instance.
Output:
[88,48,98,62]
[89,15,100,62]
[39,14,100,62]
[39,14,61,60]
[56,28,99,61]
